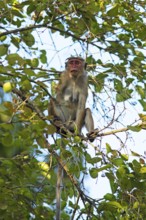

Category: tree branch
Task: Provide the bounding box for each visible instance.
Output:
[86,124,144,140]
[0,81,144,140]
[12,87,46,120]
[0,74,53,99]
[0,82,144,209]
[0,23,104,50]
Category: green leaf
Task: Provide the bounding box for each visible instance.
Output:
[104,193,115,201]
[96,165,112,172]
[116,88,132,102]
[31,58,39,67]
[91,157,102,164]
[27,4,36,14]
[126,77,134,86]
[86,154,102,164]
[107,201,122,209]
[133,201,139,209]
[0,203,7,210]
[139,100,146,111]
[11,36,21,48]
[12,9,24,18]
[139,26,146,40]
[61,149,72,158]
[36,136,46,148]
[22,32,35,47]
[89,168,98,178]
[47,124,56,134]
[0,45,8,56]
[23,68,35,76]
[136,85,145,99]
[107,4,119,17]
[112,158,124,166]
[0,178,5,186]
[40,50,47,64]
[0,103,12,122]
[94,73,108,92]
[106,143,112,153]
[132,159,141,173]
[114,78,123,91]
[127,125,141,132]
[21,79,32,90]
[7,53,25,66]
[2,134,13,147]
[116,166,126,177]
[121,154,129,161]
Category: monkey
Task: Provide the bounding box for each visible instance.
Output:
[48,56,94,139]
[48,57,95,220]
[55,163,62,220]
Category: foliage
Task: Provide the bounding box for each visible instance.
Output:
[0,0,146,219]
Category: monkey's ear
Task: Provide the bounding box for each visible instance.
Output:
[65,61,67,68]
[84,62,87,70]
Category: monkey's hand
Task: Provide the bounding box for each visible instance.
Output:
[66,121,77,133]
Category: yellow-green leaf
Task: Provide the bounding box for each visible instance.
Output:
[140,167,146,174]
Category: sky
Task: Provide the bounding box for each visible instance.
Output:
[5,26,146,199]
[34,29,146,198]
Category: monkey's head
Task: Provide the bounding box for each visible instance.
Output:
[65,57,87,78]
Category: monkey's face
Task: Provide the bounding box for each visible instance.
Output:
[67,59,84,77]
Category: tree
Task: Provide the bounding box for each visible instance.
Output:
[0,0,146,219]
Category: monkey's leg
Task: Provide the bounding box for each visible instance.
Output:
[85,108,97,142]
[84,108,94,132]
[56,164,63,220]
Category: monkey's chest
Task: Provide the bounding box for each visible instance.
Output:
[63,87,79,103]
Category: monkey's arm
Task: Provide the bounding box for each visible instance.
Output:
[56,74,68,101]
[75,76,88,132]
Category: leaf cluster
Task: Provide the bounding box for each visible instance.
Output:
[0,0,146,219]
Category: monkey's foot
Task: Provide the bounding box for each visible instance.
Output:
[87,129,99,142]
[53,117,73,137]
[52,117,65,130]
